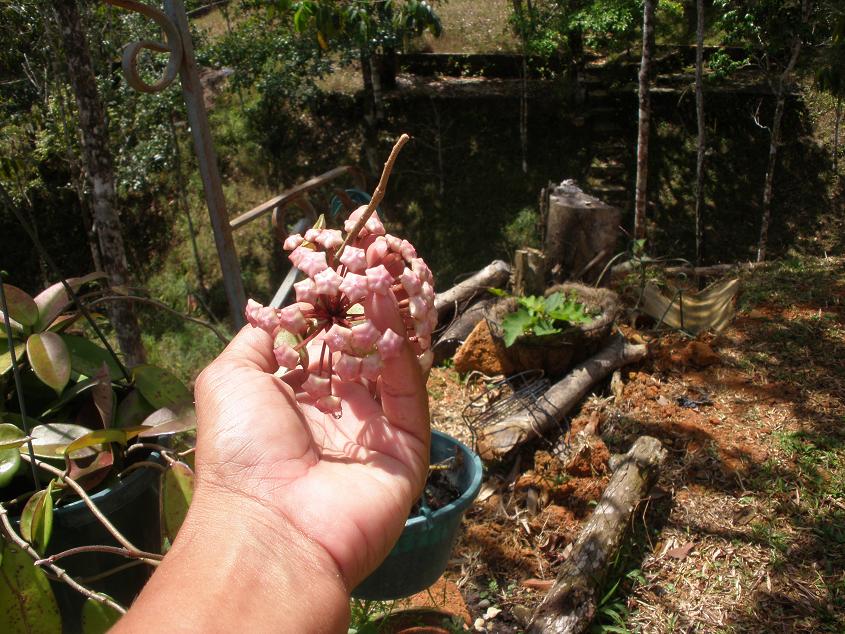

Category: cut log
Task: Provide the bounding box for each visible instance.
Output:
[434,260,511,324]
[528,436,667,634]
[476,336,647,461]
[544,180,620,286]
[513,248,546,296]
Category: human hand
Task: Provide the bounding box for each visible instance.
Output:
[192,288,430,590]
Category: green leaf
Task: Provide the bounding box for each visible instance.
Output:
[160,461,194,548]
[138,403,197,438]
[26,333,70,395]
[81,596,122,634]
[91,365,115,427]
[0,424,26,451]
[20,482,53,552]
[0,284,37,328]
[486,287,509,297]
[63,428,135,458]
[114,389,155,428]
[0,424,24,488]
[132,365,191,409]
[501,308,535,347]
[33,272,107,331]
[28,423,96,459]
[0,337,26,376]
[0,537,61,633]
[40,377,101,418]
[60,334,123,382]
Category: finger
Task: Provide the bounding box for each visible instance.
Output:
[364,291,430,443]
[216,324,278,373]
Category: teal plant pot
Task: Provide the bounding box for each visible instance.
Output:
[352,431,483,600]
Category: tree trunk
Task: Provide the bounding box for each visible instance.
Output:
[633,0,656,240]
[512,0,529,174]
[52,0,146,366]
[757,3,808,262]
[360,50,380,177]
[694,0,706,272]
[834,96,841,171]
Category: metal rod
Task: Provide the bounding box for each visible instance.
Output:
[164,0,246,328]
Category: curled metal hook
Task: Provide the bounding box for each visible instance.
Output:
[103,0,183,93]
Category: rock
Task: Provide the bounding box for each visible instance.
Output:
[671,341,721,368]
[511,605,533,627]
[477,599,491,609]
[453,319,514,375]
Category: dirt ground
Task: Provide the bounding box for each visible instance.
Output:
[423,256,845,633]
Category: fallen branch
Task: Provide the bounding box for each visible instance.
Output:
[432,296,502,365]
[528,436,667,633]
[434,260,511,324]
[476,336,647,461]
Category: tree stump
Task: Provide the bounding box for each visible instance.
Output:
[528,436,667,634]
[514,248,546,297]
[544,180,620,286]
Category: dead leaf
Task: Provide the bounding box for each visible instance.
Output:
[666,541,695,560]
[521,578,554,591]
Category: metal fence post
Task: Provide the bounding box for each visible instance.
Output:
[104,0,246,328]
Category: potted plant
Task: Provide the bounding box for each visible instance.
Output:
[0,275,200,632]
[351,430,483,601]
[487,283,620,376]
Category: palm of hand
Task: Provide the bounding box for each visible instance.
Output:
[194,308,430,588]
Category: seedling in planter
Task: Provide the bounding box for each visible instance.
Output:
[488,288,595,346]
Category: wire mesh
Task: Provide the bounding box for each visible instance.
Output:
[461,369,553,449]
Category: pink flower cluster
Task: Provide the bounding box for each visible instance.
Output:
[245,206,436,416]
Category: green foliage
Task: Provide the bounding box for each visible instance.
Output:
[510,0,641,59]
[490,289,594,346]
[0,537,61,633]
[502,207,541,252]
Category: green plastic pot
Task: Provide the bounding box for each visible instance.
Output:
[352,431,483,601]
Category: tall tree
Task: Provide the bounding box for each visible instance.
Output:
[633,0,656,240]
[816,2,845,170]
[288,0,442,176]
[51,0,146,366]
[755,0,813,262]
[717,0,820,261]
[694,0,706,269]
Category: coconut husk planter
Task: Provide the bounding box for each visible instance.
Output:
[487,283,620,378]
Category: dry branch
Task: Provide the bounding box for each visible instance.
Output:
[528,436,667,633]
[432,296,502,365]
[476,336,647,461]
[434,260,511,324]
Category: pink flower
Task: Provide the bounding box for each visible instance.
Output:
[294,279,319,304]
[247,204,437,416]
[278,304,306,333]
[339,246,367,273]
[338,273,369,304]
[365,265,393,295]
[314,268,343,295]
[378,328,404,360]
[274,342,300,369]
[283,233,304,251]
[245,299,280,335]
[298,250,328,277]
